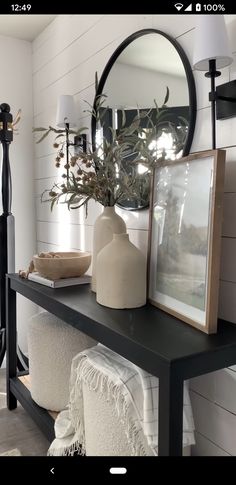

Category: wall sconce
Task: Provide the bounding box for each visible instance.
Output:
[193,15,233,149]
[56,95,87,177]
[74,133,87,153]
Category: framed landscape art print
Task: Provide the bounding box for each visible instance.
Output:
[148,150,226,334]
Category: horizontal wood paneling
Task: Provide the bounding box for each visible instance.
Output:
[215,369,236,414]
[33,16,103,73]
[32,15,63,52]
[220,238,236,283]
[190,108,212,153]
[35,189,148,231]
[152,14,196,37]
[190,391,236,455]
[33,16,148,96]
[222,193,236,237]
[190,372,216,402]
[219,280,236,323]
[192,432,230,456]
[36,220,148,258]
[191,368,236,416]
[224,147,236,192]
[37,220,93,252]
[37,241,63,253]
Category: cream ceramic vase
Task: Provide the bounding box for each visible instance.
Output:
[96,233,147,309]
[91,206,126,292]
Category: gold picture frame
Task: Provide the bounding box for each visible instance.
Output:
[148,149,226,334]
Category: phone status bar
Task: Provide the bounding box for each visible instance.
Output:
[0,2,232,14]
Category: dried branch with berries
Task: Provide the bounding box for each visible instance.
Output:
[33,90,188,213]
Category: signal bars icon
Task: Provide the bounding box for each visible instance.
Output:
[185,3,193,11]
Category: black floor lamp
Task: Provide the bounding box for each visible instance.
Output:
[193,15,233,150]
[0,103,27,370]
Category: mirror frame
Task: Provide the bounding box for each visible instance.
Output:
[91,28,197,210]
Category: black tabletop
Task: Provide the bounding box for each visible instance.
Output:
[8,274,236,380]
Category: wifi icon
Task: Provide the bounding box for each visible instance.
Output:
[175,3,184,10]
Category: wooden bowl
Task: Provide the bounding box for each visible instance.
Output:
[33,251,91,280]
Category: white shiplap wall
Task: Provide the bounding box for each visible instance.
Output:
[32,14,236,455]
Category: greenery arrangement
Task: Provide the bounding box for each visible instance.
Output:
[33,88,188,213]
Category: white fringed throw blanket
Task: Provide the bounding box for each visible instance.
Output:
[48,344,195,456]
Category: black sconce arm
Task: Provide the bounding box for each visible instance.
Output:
[217,95,236,103]
[209,91,236,103]
[64,125,87,153]
[73,133,87,153]
[64,125,87,180]
[215,80,236,119]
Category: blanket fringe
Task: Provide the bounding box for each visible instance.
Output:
[48,442,85,457]
[56,355,147,456]
[48,353,195,456]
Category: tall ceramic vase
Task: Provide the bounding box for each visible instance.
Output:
[96,233,147,309]
[91,206,126,292]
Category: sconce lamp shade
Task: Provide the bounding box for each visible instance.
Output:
[56,95,77,128]
[193,15,233,71]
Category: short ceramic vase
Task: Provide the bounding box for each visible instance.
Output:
[96,233,147,309]
[91,206,126,292]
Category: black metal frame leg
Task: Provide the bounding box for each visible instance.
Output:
[6,278,17,410]
[158,370,183,456]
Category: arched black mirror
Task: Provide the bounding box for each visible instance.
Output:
[92,29,196,210]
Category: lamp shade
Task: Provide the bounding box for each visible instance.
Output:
[193,15,233,71]
[56,95,77,128]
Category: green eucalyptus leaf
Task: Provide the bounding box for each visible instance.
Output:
[163,86,170,106]
[36,130,50,143]
[121,109,126,128]
[154,99,160,113]
[50,197,59,212]
[177,116,188,126]
[55,134,65,139]
[95,72,98,92]
[33,127,48,132]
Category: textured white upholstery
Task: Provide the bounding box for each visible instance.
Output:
[83,382,191,456]
[28,311,96,412]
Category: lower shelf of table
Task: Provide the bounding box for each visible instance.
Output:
[9,374,57,442]
[18,375,59,421]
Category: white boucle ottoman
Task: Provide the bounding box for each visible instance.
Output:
[83,383,191,456]
[28,311,96,412]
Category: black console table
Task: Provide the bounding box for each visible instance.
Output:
[6,274,236,456]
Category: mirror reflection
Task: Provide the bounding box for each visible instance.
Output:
[93,31,196,210]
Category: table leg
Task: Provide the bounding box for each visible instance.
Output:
[158,371,183,456]
[6,278,17,410]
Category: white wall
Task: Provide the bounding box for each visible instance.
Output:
[0,34,36,352]
[32,14,236,455]
[105,62,188,108]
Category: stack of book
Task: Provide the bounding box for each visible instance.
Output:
[28,272,91,288]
